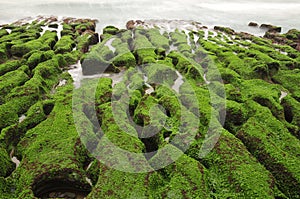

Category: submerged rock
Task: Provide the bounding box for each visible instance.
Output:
[248,22,258,27]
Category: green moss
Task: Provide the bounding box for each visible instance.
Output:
[121,67,144,92]
[0,47,8,63]
[133,33,157,64]
[0,103,19,130]
[87,163,149,198]
[146,28,170,49]
[245,49,280,76]
[144,63,178,87]
[199,129,276,198]
[76,33,91,53]
[219,67,241,84]
[0,147,14,177]
[281,95,300,138]
[129,89,142,109]
[95,78,112,106]
[112,52,136,68]
[150,153,210,198]
[135,48,157,65]
[134,95,159,126]
[98,102,145,152]
[0,66,29,103]
[157,95,181,138]
[240,79,284,120]
[54,35,75,54]
[224,100,248,133]
[0,101,47,149]
[81,42,118,75]
[63,51,80,65]
[110,38,136,68]
[225,84,244,103]
[167,51,203,81]
[178,43,192,53]
[26,51,43,69]
[103,26,119,35]
[273,69,300,100]
[26,50,57,70]
[0,60,21,76]
[11,40,49,57]
[284,29,300,40]
[155,84,178,99]
[38,30,58,49]
[0,177,14,198]
[170,29,187,46]
[0,29,8,38]
[236,103,300,198]
[0,59,61,130]
[13,80,91,197]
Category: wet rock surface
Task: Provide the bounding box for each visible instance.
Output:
[0,17,300,198]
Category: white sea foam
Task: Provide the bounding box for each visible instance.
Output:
[1,0,299,35]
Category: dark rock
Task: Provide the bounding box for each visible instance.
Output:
[136,20,144,25]
[103,26,119,35]
[48,23,58,29]
[248,22,258,27]
[296,43,300,51]
[126,20,135,30]
[214,26,235,35]
[260,24,282,33]
[238,32,254,40]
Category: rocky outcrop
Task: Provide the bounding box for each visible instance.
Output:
[260,23,282,33]
[248,22,258,27]
[1,17,300,199]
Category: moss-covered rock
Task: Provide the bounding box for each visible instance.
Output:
[110,38,136,68]
[0,66,29,103]
[150,152,210,198]
[0,29,8,38]
[146,28,170,50]
[144,63,178,87]
[103,25,119,35]
[236,101,300,198]
[81,42,119,75]
[95,78,112,106]
[133,32,157,64]
[273,68,300,100]
[87,163,149,198]
[11,40,49,57]
[14,80,92,198]
[170,29,188,46]
[53,35,75,54]
[195,130,277,198]
[0,147,14,177]
[167,51,203,81]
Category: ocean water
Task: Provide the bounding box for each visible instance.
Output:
[0,0,300,34]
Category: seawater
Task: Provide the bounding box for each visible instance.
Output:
[0,0,300,34]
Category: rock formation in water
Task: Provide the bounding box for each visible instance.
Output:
[0,17,299,198]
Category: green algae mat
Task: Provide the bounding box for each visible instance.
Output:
[0,17,300,198]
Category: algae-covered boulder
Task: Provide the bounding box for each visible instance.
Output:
[54,35,75,54]
[81,43,119,75]
[0,147,14,177]
[0,66,29,103]
[11,40,49,57]
[237,109,300,198]
[103,25,119,35]
[0,47,8,64]
[0,60,21,75]
[150,152,210,198]
[133,32,157,64]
